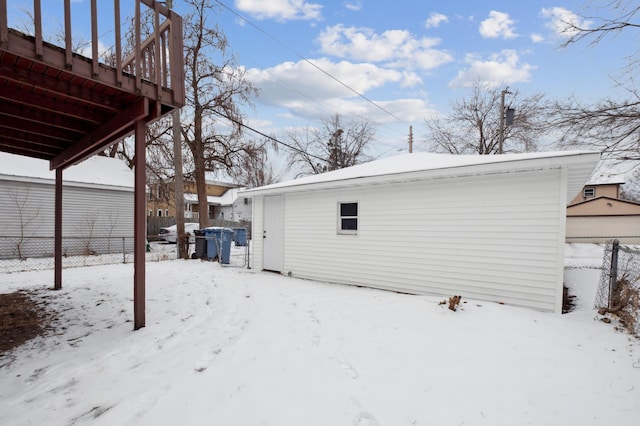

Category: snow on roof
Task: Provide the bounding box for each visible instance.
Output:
[0,152,133,189]
[243,151,601,195]
[587,158,640,185]
[184,188,241,205]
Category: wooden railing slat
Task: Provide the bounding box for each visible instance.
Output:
[2,0,183,106]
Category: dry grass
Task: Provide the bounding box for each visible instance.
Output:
[0,290,54,355]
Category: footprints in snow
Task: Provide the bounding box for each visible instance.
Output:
[354,411,381,426]
[338,360,358,379]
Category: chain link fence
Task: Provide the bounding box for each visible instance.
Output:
[0,233,250,274]
[594,240,640,337]
[0,236,143,273]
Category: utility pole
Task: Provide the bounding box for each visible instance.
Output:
[498,87,512,154]
[328,129,342,171]
[172,108,186,259]
[408,125,413,153]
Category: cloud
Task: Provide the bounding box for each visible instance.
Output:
[344,1,362,12]
[245,58,431,123]
[425,12,448,29]
[78,39,110,59]
[449,50,535,88]
[234,0,322,21]
[248,58,418,103]
[282,97,435,125]
[530,33,544,43]
[317,24,452,70]
[541,7,591,39]
[479,11,517,39]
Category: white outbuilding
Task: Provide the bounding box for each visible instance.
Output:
[243,151,600,313]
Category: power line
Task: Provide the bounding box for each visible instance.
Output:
[210,109,327,163]
[214,0,410,126]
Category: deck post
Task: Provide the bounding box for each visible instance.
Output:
[133,120,146,330]
[0,0,7,49]
[54,168,63,290]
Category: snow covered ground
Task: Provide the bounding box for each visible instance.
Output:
[1,251,639,425]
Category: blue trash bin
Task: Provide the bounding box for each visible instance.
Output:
[233,227,247,246]
[204,227,220,261]
[204,227,233,263]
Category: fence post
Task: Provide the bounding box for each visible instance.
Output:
[122,237,126,264]
[608,239,619,309]
[246,238,250,269]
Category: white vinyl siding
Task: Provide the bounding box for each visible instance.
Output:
[277,169,565,312]
[251,194,264,270]
[0,179,133,259]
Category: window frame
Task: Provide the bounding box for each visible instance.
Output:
[583,186,595,198]
[337,201,358,235]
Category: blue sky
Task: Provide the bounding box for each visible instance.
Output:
[11,0,635,158]
[198,0,633,156]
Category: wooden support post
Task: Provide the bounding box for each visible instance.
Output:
[173,108,186,258]
[133,120,146,330]
[90,0,98,77]
[34,0,43,58]
[64,0,72,69]
[54,167,63,290]
[0,0,8,49]
[114,0,122,86]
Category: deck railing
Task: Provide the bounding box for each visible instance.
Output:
[0,0,184,106]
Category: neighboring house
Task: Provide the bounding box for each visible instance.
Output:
[0,153,134,259]
[212,188,252,222]
[243,151,600,313]
[566,159,640,243]
[147,179,247,221]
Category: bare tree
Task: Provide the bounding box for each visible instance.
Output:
[287,114,376,176]
[549,1,640,159]
[81,210,99,256]
[559,1,640,76]
[547,92,640,159]
[104,1,260,228]
[180,0,258,227]
[103,211,120,254]
[232,138,282,188]
[424,83,546,155]
[9,185,41,260]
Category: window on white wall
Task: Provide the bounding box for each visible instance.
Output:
[338,202,358,235]
[157,209,162,217]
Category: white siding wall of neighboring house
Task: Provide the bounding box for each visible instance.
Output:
[218,198,252,222]
[252,168,567,312]
[0,179,133,259]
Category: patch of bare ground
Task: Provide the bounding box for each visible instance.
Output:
[0,289,56,355]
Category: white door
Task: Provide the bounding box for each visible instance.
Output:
[263,195,284,272]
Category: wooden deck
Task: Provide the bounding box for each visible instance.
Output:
[0,0,183,169]
[0,0,185,329]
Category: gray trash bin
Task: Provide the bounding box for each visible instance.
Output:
[192,229,206,259]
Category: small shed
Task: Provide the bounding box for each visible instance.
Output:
[242,151,600,313]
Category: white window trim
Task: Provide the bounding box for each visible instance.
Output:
[337,201,358,235]
[583,186,595,198]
